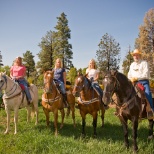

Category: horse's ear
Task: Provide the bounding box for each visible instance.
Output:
[85,73,88,78]
[2,71,6,75]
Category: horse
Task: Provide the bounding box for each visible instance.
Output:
[102,70,153,152]
[0,72,39,134]
[73,73,105,137]
[42,70,76,135]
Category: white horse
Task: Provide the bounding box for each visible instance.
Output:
[0,72,39,134]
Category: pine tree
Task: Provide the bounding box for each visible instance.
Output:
[37,31,54,73]
[53,12,73,68]
[23,50,35,78]
[96,33,121,72]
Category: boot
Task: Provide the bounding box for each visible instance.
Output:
[63,93,69,108]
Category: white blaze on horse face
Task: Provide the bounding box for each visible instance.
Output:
[47,74,51,77]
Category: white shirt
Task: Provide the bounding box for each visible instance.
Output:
[128,60,150,80]
[86,68,99,83]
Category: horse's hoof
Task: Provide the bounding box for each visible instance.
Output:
[148,135,153,140]
[4,131,9,135]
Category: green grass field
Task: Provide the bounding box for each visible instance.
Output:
[0,94,153,154]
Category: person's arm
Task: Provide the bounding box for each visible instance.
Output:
[94,71,99,81]
[10,67,14,79]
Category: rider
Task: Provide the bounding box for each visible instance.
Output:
[53,58,68,108]
[128,49,154,118]
[10,57,32,105]
[86,59,108,109]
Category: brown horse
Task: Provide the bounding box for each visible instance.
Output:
[73,73,105,137]
[42,70,75,135]
[102,70,153,152]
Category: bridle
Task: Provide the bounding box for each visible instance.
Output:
[74,76,90,93]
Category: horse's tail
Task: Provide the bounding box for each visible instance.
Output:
[30,84,39,119]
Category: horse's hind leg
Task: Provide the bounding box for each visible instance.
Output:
[60,109,65,129]
[4,109,11,134]
[148,119,154,139]
[26,106,31,123]
[92,112,98,137]
[70,105,76,127]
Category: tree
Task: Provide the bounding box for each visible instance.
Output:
[37,31,54,74]
[0,51,3,67]
[122,46,133,75]
[67,67,77,84]
[52,12,73,68]
[135,8,154,78]
[96,33,121,72]
[22,50,35,78]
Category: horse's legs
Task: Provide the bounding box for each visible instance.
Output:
[14,108,19,134]
[26,106,31,123]
[101,107,105,127]
[92,112,98,137]
[4,108,11,134]
[121,119,129,149]
[132,118,138,152]
[148,119,154,139]
[81,111,86,137]
[43,108,50,127]
[53,109,58,136]
[32,102,39,125]
[60,109,65,129]
[69,105,76,127]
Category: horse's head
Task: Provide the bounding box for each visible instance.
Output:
[0,72,7,91]
[43,70,54,94]
[102,70,118,105]
[73,73,90,97]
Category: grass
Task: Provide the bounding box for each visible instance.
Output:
[0,93,153,154]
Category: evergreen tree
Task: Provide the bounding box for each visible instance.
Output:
[53,12,73,68]
[37,31,54,73]
[96,33,121,72]
[135,8,154,78]
[23,50,35,78]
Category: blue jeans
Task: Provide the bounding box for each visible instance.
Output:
[17,78,32,101]
[138,80,154,111]
[54,79,66,94]
[91,82,103,98]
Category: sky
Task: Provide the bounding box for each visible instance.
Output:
[0,0,154,70]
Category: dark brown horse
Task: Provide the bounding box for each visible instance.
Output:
[42,70,76,135]
[73,73,105,137]
[102,70,153,152]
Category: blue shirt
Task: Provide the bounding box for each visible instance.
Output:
[53,68,65,83]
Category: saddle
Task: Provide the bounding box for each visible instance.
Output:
[134,83,153,119]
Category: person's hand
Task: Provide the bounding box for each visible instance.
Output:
[131,77,138,82]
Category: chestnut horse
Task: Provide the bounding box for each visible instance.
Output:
[42,70,75,135]
[0,72,38,134]
[73,73,105,137]
[102,70,153,152]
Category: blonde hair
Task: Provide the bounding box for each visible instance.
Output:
[88,59,97,69]
[54,58,63,68]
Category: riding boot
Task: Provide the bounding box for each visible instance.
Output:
[63,93,69,108]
